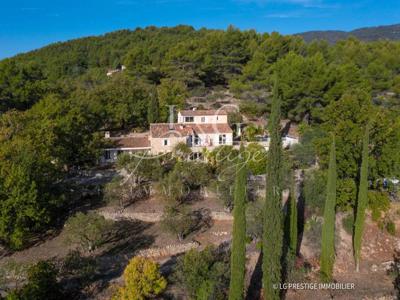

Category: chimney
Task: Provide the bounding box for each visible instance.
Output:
[104,131,111,139]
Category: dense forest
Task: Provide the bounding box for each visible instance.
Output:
[0,25,400,250]
[298,23,400,43]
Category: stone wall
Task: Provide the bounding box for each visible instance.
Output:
[98,209,232,222]
[136,241,200,258]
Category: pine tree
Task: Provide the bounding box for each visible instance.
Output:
[262,79,283,300]
[229,144,247,300]
[354,125,370,272]
[320,137,337,281]
[289,172,298,256]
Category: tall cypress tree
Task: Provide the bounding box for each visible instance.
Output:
[354,125,370,272]
[147,88,159,124]
[320,137,337,281]
[289,171,298,256]
[229,144,247,300]
[262,79,283,300]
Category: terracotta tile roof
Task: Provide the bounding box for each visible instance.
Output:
[179,109,228,116]
[150,123,232,138]
[108,134,151,149]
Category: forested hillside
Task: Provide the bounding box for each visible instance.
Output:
[298,23,400,43]
[0,25,400,249]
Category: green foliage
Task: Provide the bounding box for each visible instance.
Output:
[262,79,283,300]
[320,137,337,281]
[174,247,230,300]
[157,78,187,121]
[291,125,323,168]
[1,25,400,260]
[303,169,327,215]
[354,125,370,272]
[7,261,63,300]
[161,205,196,240]
[289,173,298,255]
[246,197,264,239]
[386,220,396,236]
[64,212,114,253]
[368,191,390,221]
[113,256,167,300]
[342,213,354,235]
[243,143,268,175]
[229,146,247,300]
[207,146,239,208]
[172,142,192,161]
[0,60,47,112]
[159,161,210,203]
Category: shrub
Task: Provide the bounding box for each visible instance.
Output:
[303,170,326,215]
[64,212,114,253]
[244,143,267,175]
[113,257,167,300]
[342,213,354,235]
[387,220,396,236]
[8,261,63,300]
[161,206,195,240]
[173,247,230,300]
[368,191,390,221]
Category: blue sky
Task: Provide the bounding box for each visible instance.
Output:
[1,0,399,59]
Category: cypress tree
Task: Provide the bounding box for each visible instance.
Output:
[229,144,247,300]
[147,88,159,124]
[320,137,337,281]
[289,172,298,256]
[262,79,283,300]
[354,125,370,272]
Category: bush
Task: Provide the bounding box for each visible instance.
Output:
[246,197,264,239]
[244,143,267,175]
[368,191,390,221]
[161,206,195,240]
[113,257,167,300]
[8,261,63,300]
[387,220,396,236]
[64,212,114,253]
[161,206,210,241]
[239,101,267,118]
[303,170,326,215]
[173,247,230,300]
[342,213,354,235]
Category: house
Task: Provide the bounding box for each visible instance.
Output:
[178,109,228,124]
[100,108,300,163]
[101,109,233,163]
[101,132,151,164]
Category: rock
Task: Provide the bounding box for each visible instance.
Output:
[371,264,378,272]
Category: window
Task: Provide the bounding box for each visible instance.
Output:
[219,134,226,145]
[217,116,219,121]
[163,139,169,146]
[201,117,205,122]
[105,150,111,160]
[184,116,194,122]
[191,152,202,160]
[194,135,201,146]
